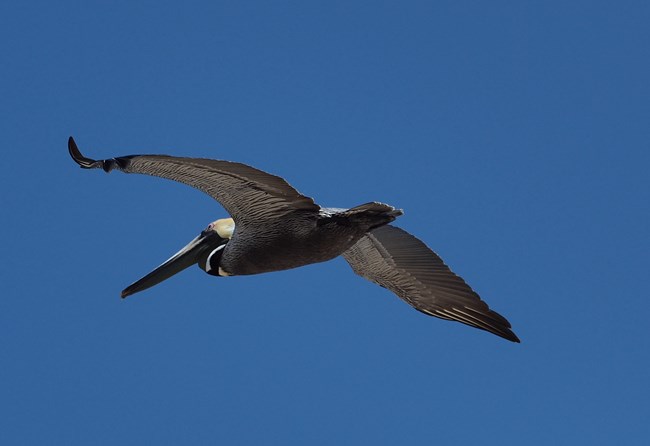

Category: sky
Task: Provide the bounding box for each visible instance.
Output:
[1,0,649,444]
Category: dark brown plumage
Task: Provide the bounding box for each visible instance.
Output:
[343,225,519,342]
[69,137,519,342]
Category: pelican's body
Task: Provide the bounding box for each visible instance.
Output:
[68,137,520,342]
[220,204,400,276]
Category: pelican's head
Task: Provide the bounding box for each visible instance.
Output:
[121,218,235,298]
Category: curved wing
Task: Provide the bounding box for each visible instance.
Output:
[342,225,519,342]
[68,137,320,226]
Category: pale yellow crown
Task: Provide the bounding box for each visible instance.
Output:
[210,218,235,239]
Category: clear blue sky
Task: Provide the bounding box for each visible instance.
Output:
[2,1,649,444]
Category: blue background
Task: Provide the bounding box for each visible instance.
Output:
[2,1,649,444]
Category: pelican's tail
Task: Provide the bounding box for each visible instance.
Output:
[343,202,403,230]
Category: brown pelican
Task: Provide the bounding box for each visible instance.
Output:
[68,137,519,342]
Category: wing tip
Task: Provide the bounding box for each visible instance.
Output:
[499,328,521,343]
[481,310,520,343]
[68,137,126,172]
[68,136,102,169]
[419,307,521,343]
[467,306,521,343]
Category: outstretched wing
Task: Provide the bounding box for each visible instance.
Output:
[68,137,320,227]
[342,225,519,342]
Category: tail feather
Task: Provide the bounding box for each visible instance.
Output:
[342,202,403,229]
[346,202,403,217]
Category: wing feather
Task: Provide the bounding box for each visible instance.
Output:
[68,137,319,226]
[342,225,519,342]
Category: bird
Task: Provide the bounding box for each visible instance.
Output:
[68,137,519,342]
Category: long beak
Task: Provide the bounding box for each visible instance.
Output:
[121,232,218,298]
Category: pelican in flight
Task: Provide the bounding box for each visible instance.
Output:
[68,137,519,342]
